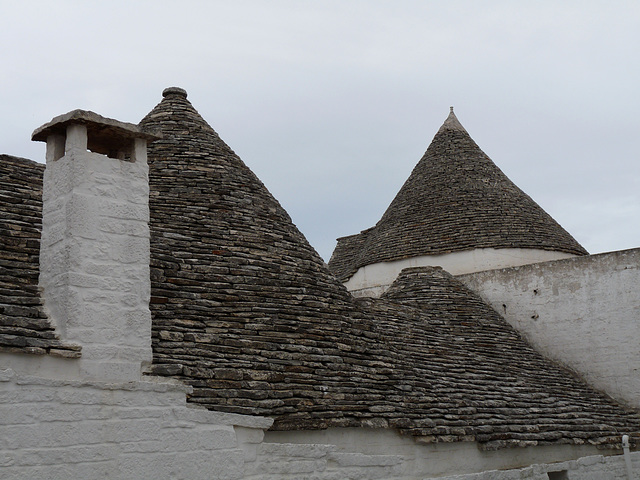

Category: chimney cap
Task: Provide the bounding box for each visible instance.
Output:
[32,109,162,143]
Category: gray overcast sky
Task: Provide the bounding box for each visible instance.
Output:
[1,1,638,261]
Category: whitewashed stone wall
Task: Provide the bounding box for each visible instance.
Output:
[430,451,640,480]
[0,362,272,480]
[39,124,152,382]
[2,362,635,480]
[243,442,404,479]
[345,248,575,298]
[1,359,411,480]
[264,428,611,479]
[457,248,640,409]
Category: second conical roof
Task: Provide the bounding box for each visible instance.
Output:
[329,109,587,281]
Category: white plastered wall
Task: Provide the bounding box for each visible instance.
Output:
[420,451,640,480]
[457,248,640,409]
[0,354,272,480]
[263,427,610,479]
[345,248,575,297]
[1,355,635,480]
[39,125,153,381]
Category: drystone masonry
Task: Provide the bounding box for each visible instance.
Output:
[1,90,639,479]
[138,88,388,425]
[1,110,273,480]
[329,109,586,283]
[372,267,640,448]
[137,89,640,450]
[0,155,80,357]
[458,248,640,409]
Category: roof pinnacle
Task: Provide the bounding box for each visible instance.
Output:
[438,106,467,134]
[162,87,188,99]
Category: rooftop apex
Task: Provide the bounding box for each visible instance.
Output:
[162,86,188,98]
[437,106,468,134]
[31,109,161,143]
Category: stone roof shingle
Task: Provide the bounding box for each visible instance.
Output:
[372,267,640,448]
[0,155,80,357]
[139,87,376,414]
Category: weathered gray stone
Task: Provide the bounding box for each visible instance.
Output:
[328,109,587,282]
[2,91,639,454]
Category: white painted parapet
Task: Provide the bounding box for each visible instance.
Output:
[457,248,640,409]
[32,111,161,381]
[345,248,575,297]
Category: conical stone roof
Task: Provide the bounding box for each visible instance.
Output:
[329,109,588,281]
[139,87,386,418]
[135,90,640,447]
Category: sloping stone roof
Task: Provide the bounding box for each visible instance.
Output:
[329,109,588,281]
[0,91,637,449]
[373,267,640,448]
[0,155,80,357]
[138,87,380,415]
[137,90,639,448]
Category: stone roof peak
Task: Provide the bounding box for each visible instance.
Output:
[437,106,468,134]
[162,86,187,99]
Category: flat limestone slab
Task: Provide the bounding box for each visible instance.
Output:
[32,109,161,142]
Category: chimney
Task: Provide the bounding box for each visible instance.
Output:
[32,110,160,380]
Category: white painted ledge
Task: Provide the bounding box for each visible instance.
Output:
[345,248,576,297]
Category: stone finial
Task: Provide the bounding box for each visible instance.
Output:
[162,87,188,99]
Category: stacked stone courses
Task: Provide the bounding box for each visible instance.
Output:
[328,110,588,282]
[374,267,640,448]
[1,89,639,453]
[139,88,391,426]
[0,155,80,357]
[136,89,639,447]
